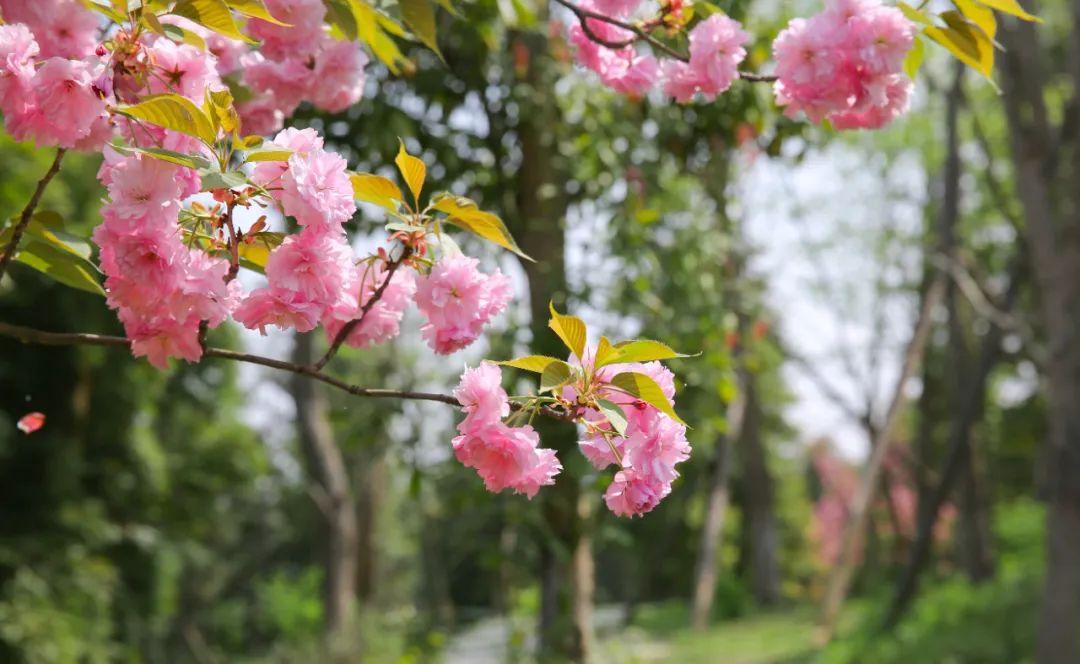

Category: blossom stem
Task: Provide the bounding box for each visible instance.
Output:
[313,244,414,371]
[0,148,67,281]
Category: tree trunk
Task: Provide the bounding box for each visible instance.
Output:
[354,452,384,602]
[737,376,781,606]
[817,275,946,640]
[691,372,745,630]
[998,17,1080,662]
[291,334,359,642]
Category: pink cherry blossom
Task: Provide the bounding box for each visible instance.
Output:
[416,256,513,355]
[662,14,748,103]
[237,96,286,137]
[105,156,184,221]
[0,0,98,59]
[233,287,323,334]
[604,468,665,517]
[453,423,561,497]
[125,317,203,371]
[323,267,417,348]
[6,57,106,148]
[247,0,327,61]
[280,148,356,229]
[309,38,368,113]
[264,228,357,317]
[568,14,659,98]
[241,52,309,115]
[251,127,324,193]
[591,0,642,18]
[147,39,222,100]
[454,362,511,429]
[0,24,38,113]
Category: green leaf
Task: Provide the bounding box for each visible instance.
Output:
[539,360,573,393]
[350,172,404,211]
[599,339,689,367]
[975,0,1040,22]
[161,22,208,49]
[498,355,565,373]
[200,169,247,190]
[897,1,932,25]
[596,399,628,437]
[956,0,997,40]
[927,10,994,77]
[547,303,587,361]
[348,0,411,74]
[243,148,293,163]
[394,139,426,204]
[904,35,925,79]
[13,239,105,296]
[226,0,290,24]
[432,193,531,260]
[400,0,441,57]
[610,371,687,426]
[324,0,359,39]
[0,214,94,263]
[114,144,211,170]
[114,93,217,145]
[171,0,255,43]
[204,87,238,134]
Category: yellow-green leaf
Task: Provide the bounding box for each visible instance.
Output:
[226,0,290,24]
[897,1,932,25]
[14,239,105,296]
[926,11,994,77]
[956,0,997,39]
[400,0,441,57]
[395,140,426,204]
[498,355,564,373]
[114,93,217,145]
[204,87,238,134]
[171,0,255,43]
[596,398,628,436]
[594,336,618,368]
[539,360,573,392]
[243,148,293,162]
[904,35,925,79]
[975,0,1040,22]
[610,372,687,426]
[236,231,285,272]
[161,22,208,49]
[604,339,689,366]
[350,172,404,211]
[349,0,411,74]
[548,303,587,361]
[432,194,531,260]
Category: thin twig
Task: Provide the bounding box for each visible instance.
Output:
[0,148,67,280]
[313,245,413,371]
[552,0,778,82]
[0,321,578,421]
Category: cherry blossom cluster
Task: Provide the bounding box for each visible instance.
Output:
[565,0,916,129]
[452,363,563,498]
[772,0,914,129]
[569,4,748,101]
[452,353,690,517]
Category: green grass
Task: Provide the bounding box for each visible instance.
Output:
[597,602,822,664]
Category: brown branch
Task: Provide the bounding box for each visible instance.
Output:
[553,0,778,82]
[0,321,578,421]
[314,245,413,371]
[0,148,67,280]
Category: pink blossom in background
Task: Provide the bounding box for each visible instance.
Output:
[280,148,357,229]
[237,96,286,137]
[591,0,642,18]
[0,0,98,59]
[146,39,222,100]
[772,0,914,129]
[309,38,368,112]
[0,24,38,109]
[662,14,748,103]
[568,11,660,98]
[416,256,513,355]
[241,52,309,115]
[246,0,327,60]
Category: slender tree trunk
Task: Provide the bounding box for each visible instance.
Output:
[737,377,781,606]
[691,372,745,630]
[957,435,995,582]
[354,452,384,602]
[998,17,1080,662]
[291,334,359,642]
[817,275,946,640]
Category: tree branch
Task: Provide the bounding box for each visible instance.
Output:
[0,148,67,280]
[314,245,413,371]
[552,0,777,82]
[0,321,577,421]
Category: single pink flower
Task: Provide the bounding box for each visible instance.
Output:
[416,256,513,355]
[280,148,357,229]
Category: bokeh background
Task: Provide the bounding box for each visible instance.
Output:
[0,0,1071,661]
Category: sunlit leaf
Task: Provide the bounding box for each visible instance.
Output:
[956,0,997,40]
[498,355,565,373]
[594,336,618,368]
[348,0,411,74]
[162,22,208,49]
[904,35,925,79]
[171,0,255,42]
[13,239,105,296]
[237,231,284,272]
[432,193,531,260]
[548,303,587,360]
[394,140,426,204]
[114,93,217,145]
[897,1,932,25]
[596,399,628,436]
[226,0,290,24]
[975,0,1040,22]
[200,169,247,191]
[600,339,689,367]
[400,0,441,57]
[610,371,687,426]
[539,360,573,392]
[350,172,404,212]
[243,148,293,162]
[926,11,994,77]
